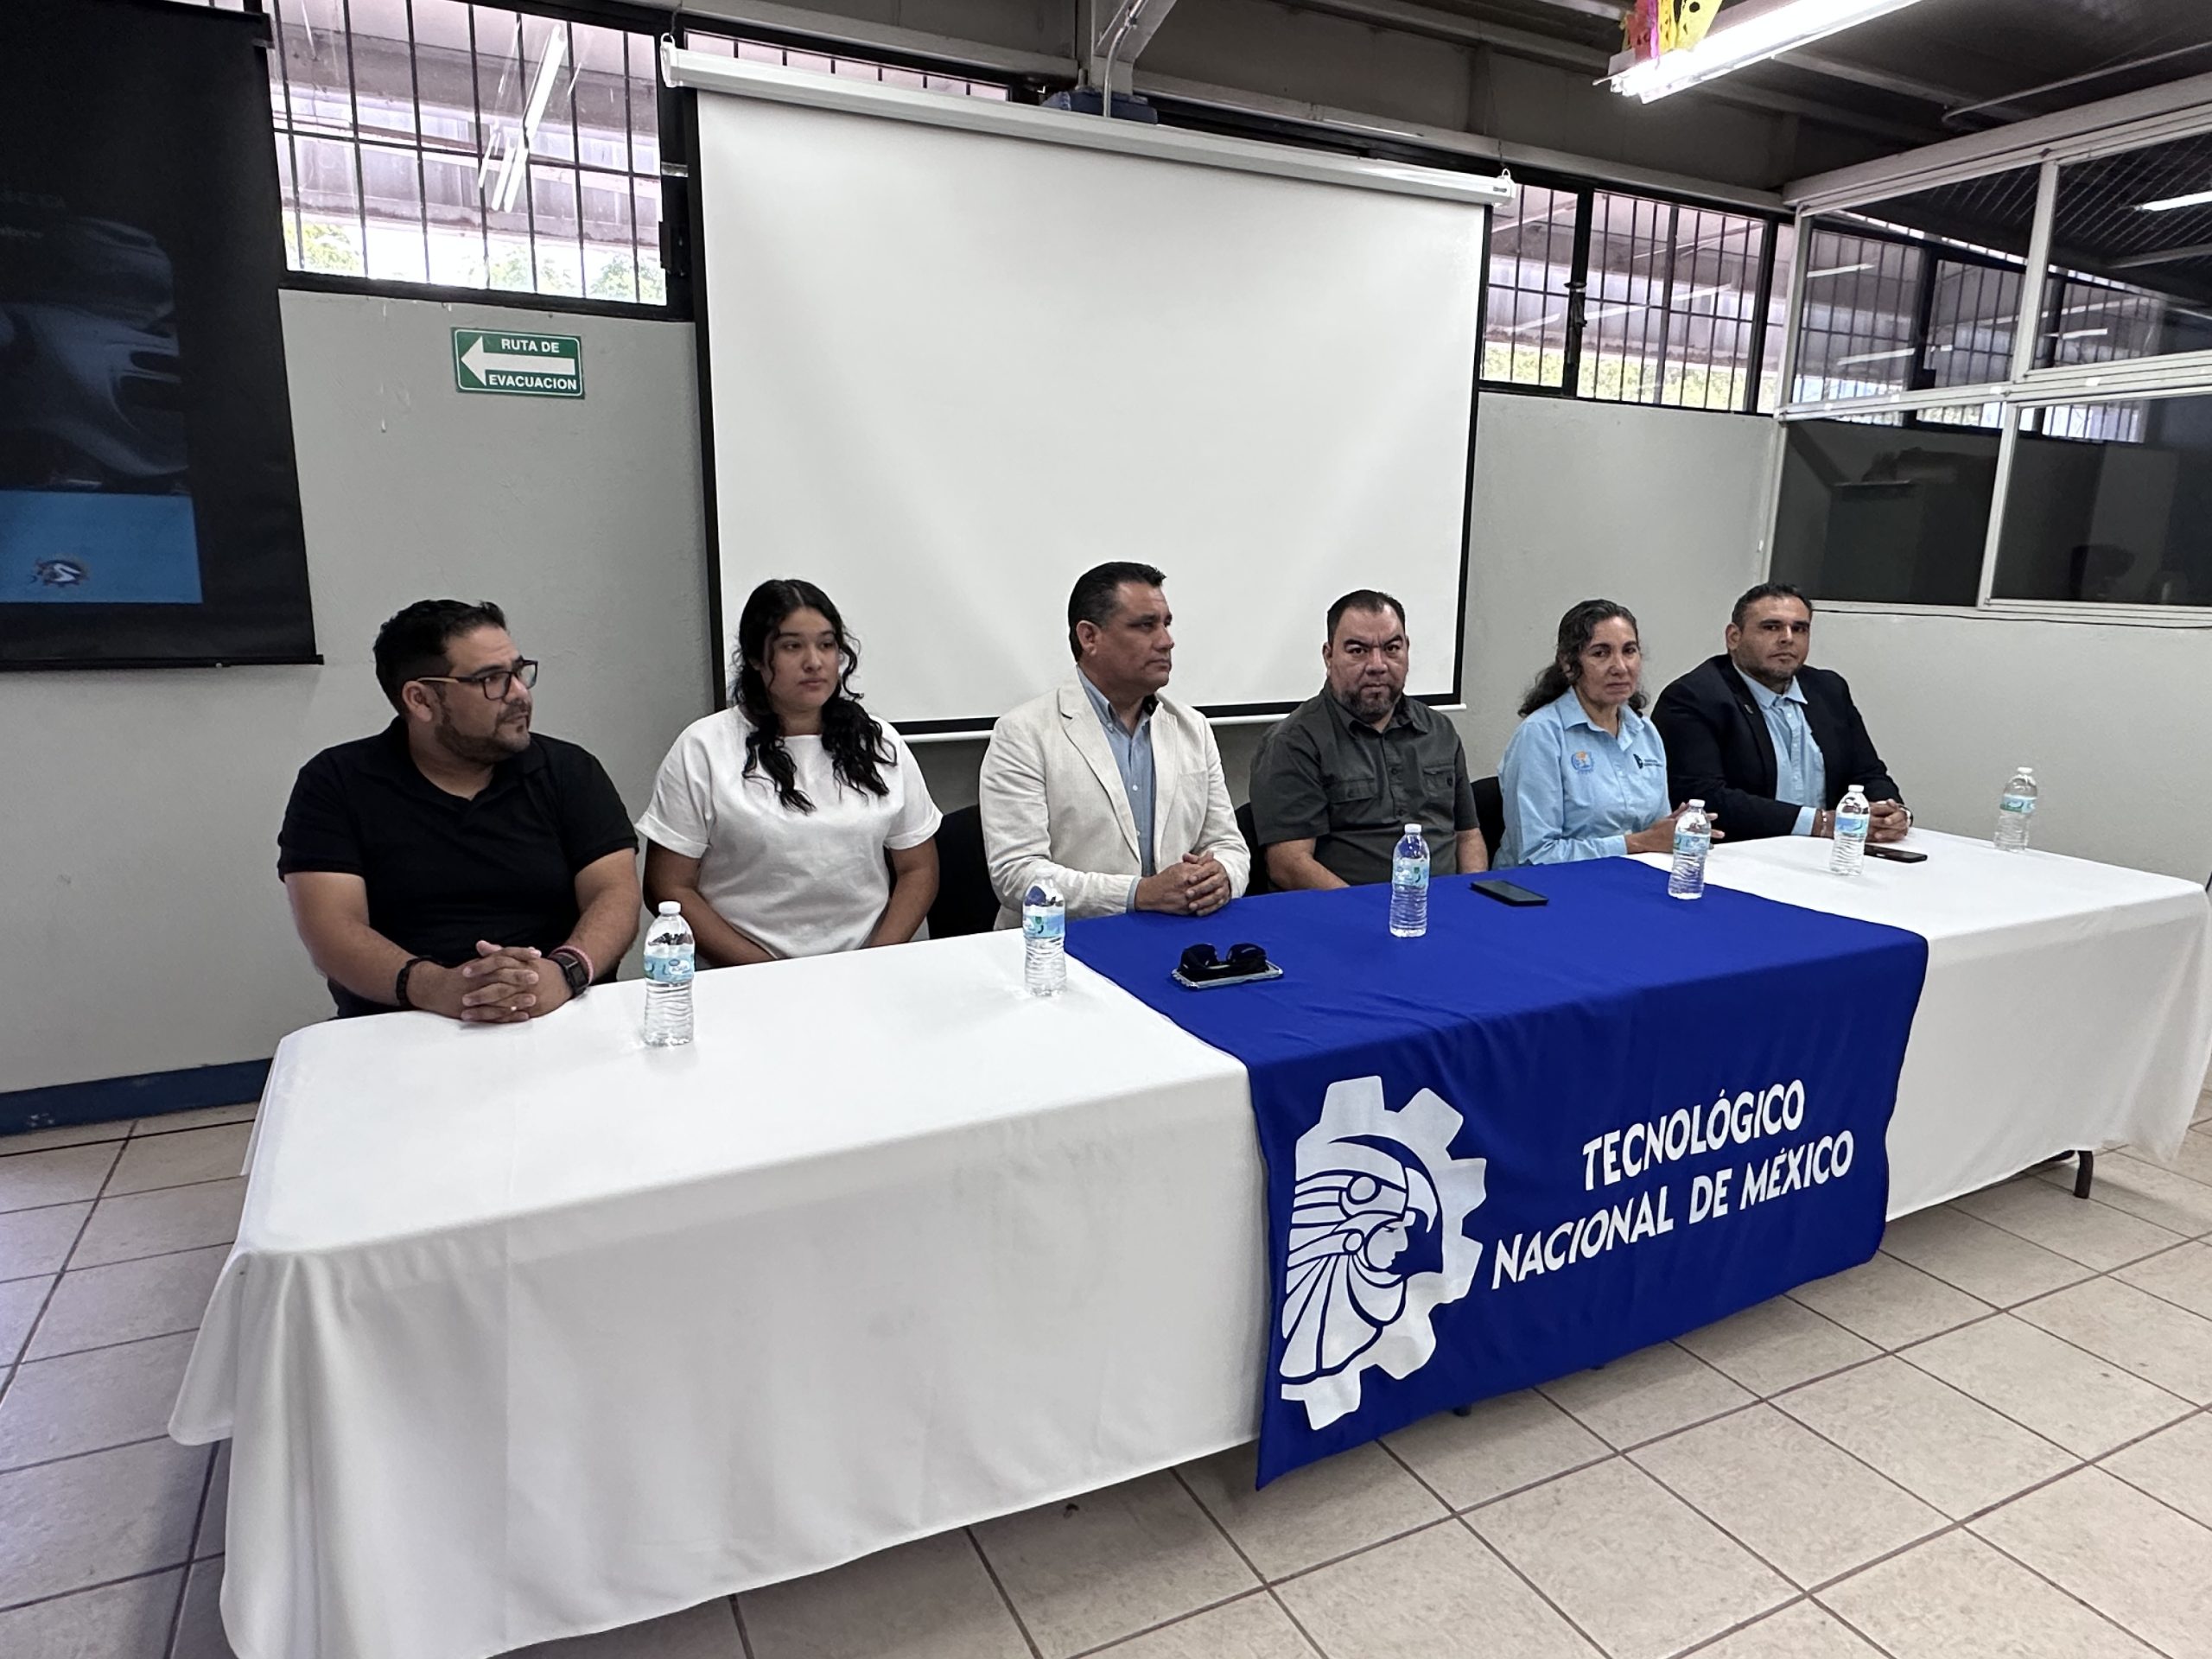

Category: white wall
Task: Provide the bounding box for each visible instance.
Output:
[1454,396,1776,777]
[0,292,709,1092]
[1811,610,2212,882]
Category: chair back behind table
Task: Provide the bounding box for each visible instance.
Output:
[1236,801,1273,895]
[925,803,999,938]
[1472,774,1505,864]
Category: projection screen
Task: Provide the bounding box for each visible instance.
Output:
[674,53,1507,733]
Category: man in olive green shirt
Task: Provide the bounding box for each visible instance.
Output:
[1249,590,1485,889]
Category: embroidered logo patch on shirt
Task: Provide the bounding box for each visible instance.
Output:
[1570,750,1595,773]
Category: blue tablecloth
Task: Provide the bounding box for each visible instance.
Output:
[1067,857,1928,1481]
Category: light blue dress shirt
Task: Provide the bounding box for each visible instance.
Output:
[1078,672,1157,910]
[1498,687,1671,866]
[1733,666,1825,837]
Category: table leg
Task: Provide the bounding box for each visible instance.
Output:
[2073,1149,2095,1199]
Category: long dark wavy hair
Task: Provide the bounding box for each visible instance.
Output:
[733,578,893,812]
[1517,599,1647,718]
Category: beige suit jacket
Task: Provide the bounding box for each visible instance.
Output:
[978,675,1250,925]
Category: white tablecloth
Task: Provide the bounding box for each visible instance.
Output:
[174,834,2212,1659]
[1644,830,2212,1211]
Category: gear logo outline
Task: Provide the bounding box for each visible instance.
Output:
[1279,1076,1487,1430]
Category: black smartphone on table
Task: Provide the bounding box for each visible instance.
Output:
[1862,845,1928,864]
[1471,877,1550,906]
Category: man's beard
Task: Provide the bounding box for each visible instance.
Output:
[1732,651,1796,693]
[435,708,530,765]
[1334,682,1397,720]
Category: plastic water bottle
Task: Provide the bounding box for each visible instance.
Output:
[1023,881,1065,997]
[1996,766,2037,852]
[1389,823,1430,938]
[1669,799,1712,899]
[1829,784,1872,876]
[641,900,695,1046]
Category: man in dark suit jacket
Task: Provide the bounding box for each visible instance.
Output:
[1652,582,1909,843]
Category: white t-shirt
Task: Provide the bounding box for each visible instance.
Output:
[637,709,943,960]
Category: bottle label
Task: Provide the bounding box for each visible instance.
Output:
[1022,908,1065,943]
[644,950,694,986]
[1394,855,1429,887]
[1836,813,1870,840]
[2001,794,2036,817]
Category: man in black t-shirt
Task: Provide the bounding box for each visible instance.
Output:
[279,599,640,1020]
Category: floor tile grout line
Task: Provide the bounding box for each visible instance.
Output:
[1058,1585,1264,1659]
[725,1587,756,1659]
[0,1428,177,1481]
[1453,1509,1622,1658]
[1952,1494,2191,1659]
[2085,1397,2212,1540]
[1887,1310,2202,1441]
[1802,1590,1913,1659]
[182,1438,221,1567]
[1986,1281,2212,1408]
[16,1316,218,1370]
[50,1231,245,1281]
[0,1561,194,1618]
[1624,1410,1943,1601]
[159,1543,194,1659]
[1377,1433,1623,1656]
[962,1523,1046,1659]
[1949,1183,2190,1272]
[0,1165,110,1408]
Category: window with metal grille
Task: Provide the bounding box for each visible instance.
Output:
[163,0,667,304]
[1482,182,1578,391]
[679,29,1013,100]
[243,1,672,306]
[1578,194,1769,412]
[1479,182,1782,416]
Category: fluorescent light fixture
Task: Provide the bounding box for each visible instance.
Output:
[2138,188,2212,213]
[2057,327,2111,340]
[1832,346,1914,365]
[1807,261,1874,279]
[1607,0,1931,103]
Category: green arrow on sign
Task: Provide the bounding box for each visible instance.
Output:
[453,329,584,397]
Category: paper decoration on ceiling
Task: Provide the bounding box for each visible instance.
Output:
[1624,0,1725,60]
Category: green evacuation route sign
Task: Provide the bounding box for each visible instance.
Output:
[452,329,582,397]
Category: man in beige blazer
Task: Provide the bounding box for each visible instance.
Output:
[980,562,1249,925]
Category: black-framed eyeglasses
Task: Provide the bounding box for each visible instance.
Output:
[416,659,538,699]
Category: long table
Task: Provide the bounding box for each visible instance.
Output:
[171,829,2212,1659]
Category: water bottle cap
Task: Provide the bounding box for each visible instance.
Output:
[1404,823,1421,836]
[657,900,682,915]
[1687,799,1704,810]
[2018,766,2034,774]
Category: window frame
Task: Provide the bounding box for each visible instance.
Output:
[250,0,692,319]
[1476,171,1789,418]
[1770,99,2212,625]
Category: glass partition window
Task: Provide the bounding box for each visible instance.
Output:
[1788,228,1921,402]
[1994,393,2212,605]
[2042,136,2212,365]
[1770,411,2001,608]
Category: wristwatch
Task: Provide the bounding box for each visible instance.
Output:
[550,947,592,999]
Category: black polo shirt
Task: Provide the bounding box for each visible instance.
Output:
[1249,692,1478,886]
[277,720,636,1016]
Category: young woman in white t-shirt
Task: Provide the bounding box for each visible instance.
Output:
[639,579,942,964]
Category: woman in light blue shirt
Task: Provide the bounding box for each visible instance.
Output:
[1499,600,1690,866]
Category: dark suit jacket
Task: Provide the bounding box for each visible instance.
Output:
[1651,655,1902,842]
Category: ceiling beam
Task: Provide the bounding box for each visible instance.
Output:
[1277,0,1941,143]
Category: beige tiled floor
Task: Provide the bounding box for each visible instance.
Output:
[3,1106,2209,1659]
